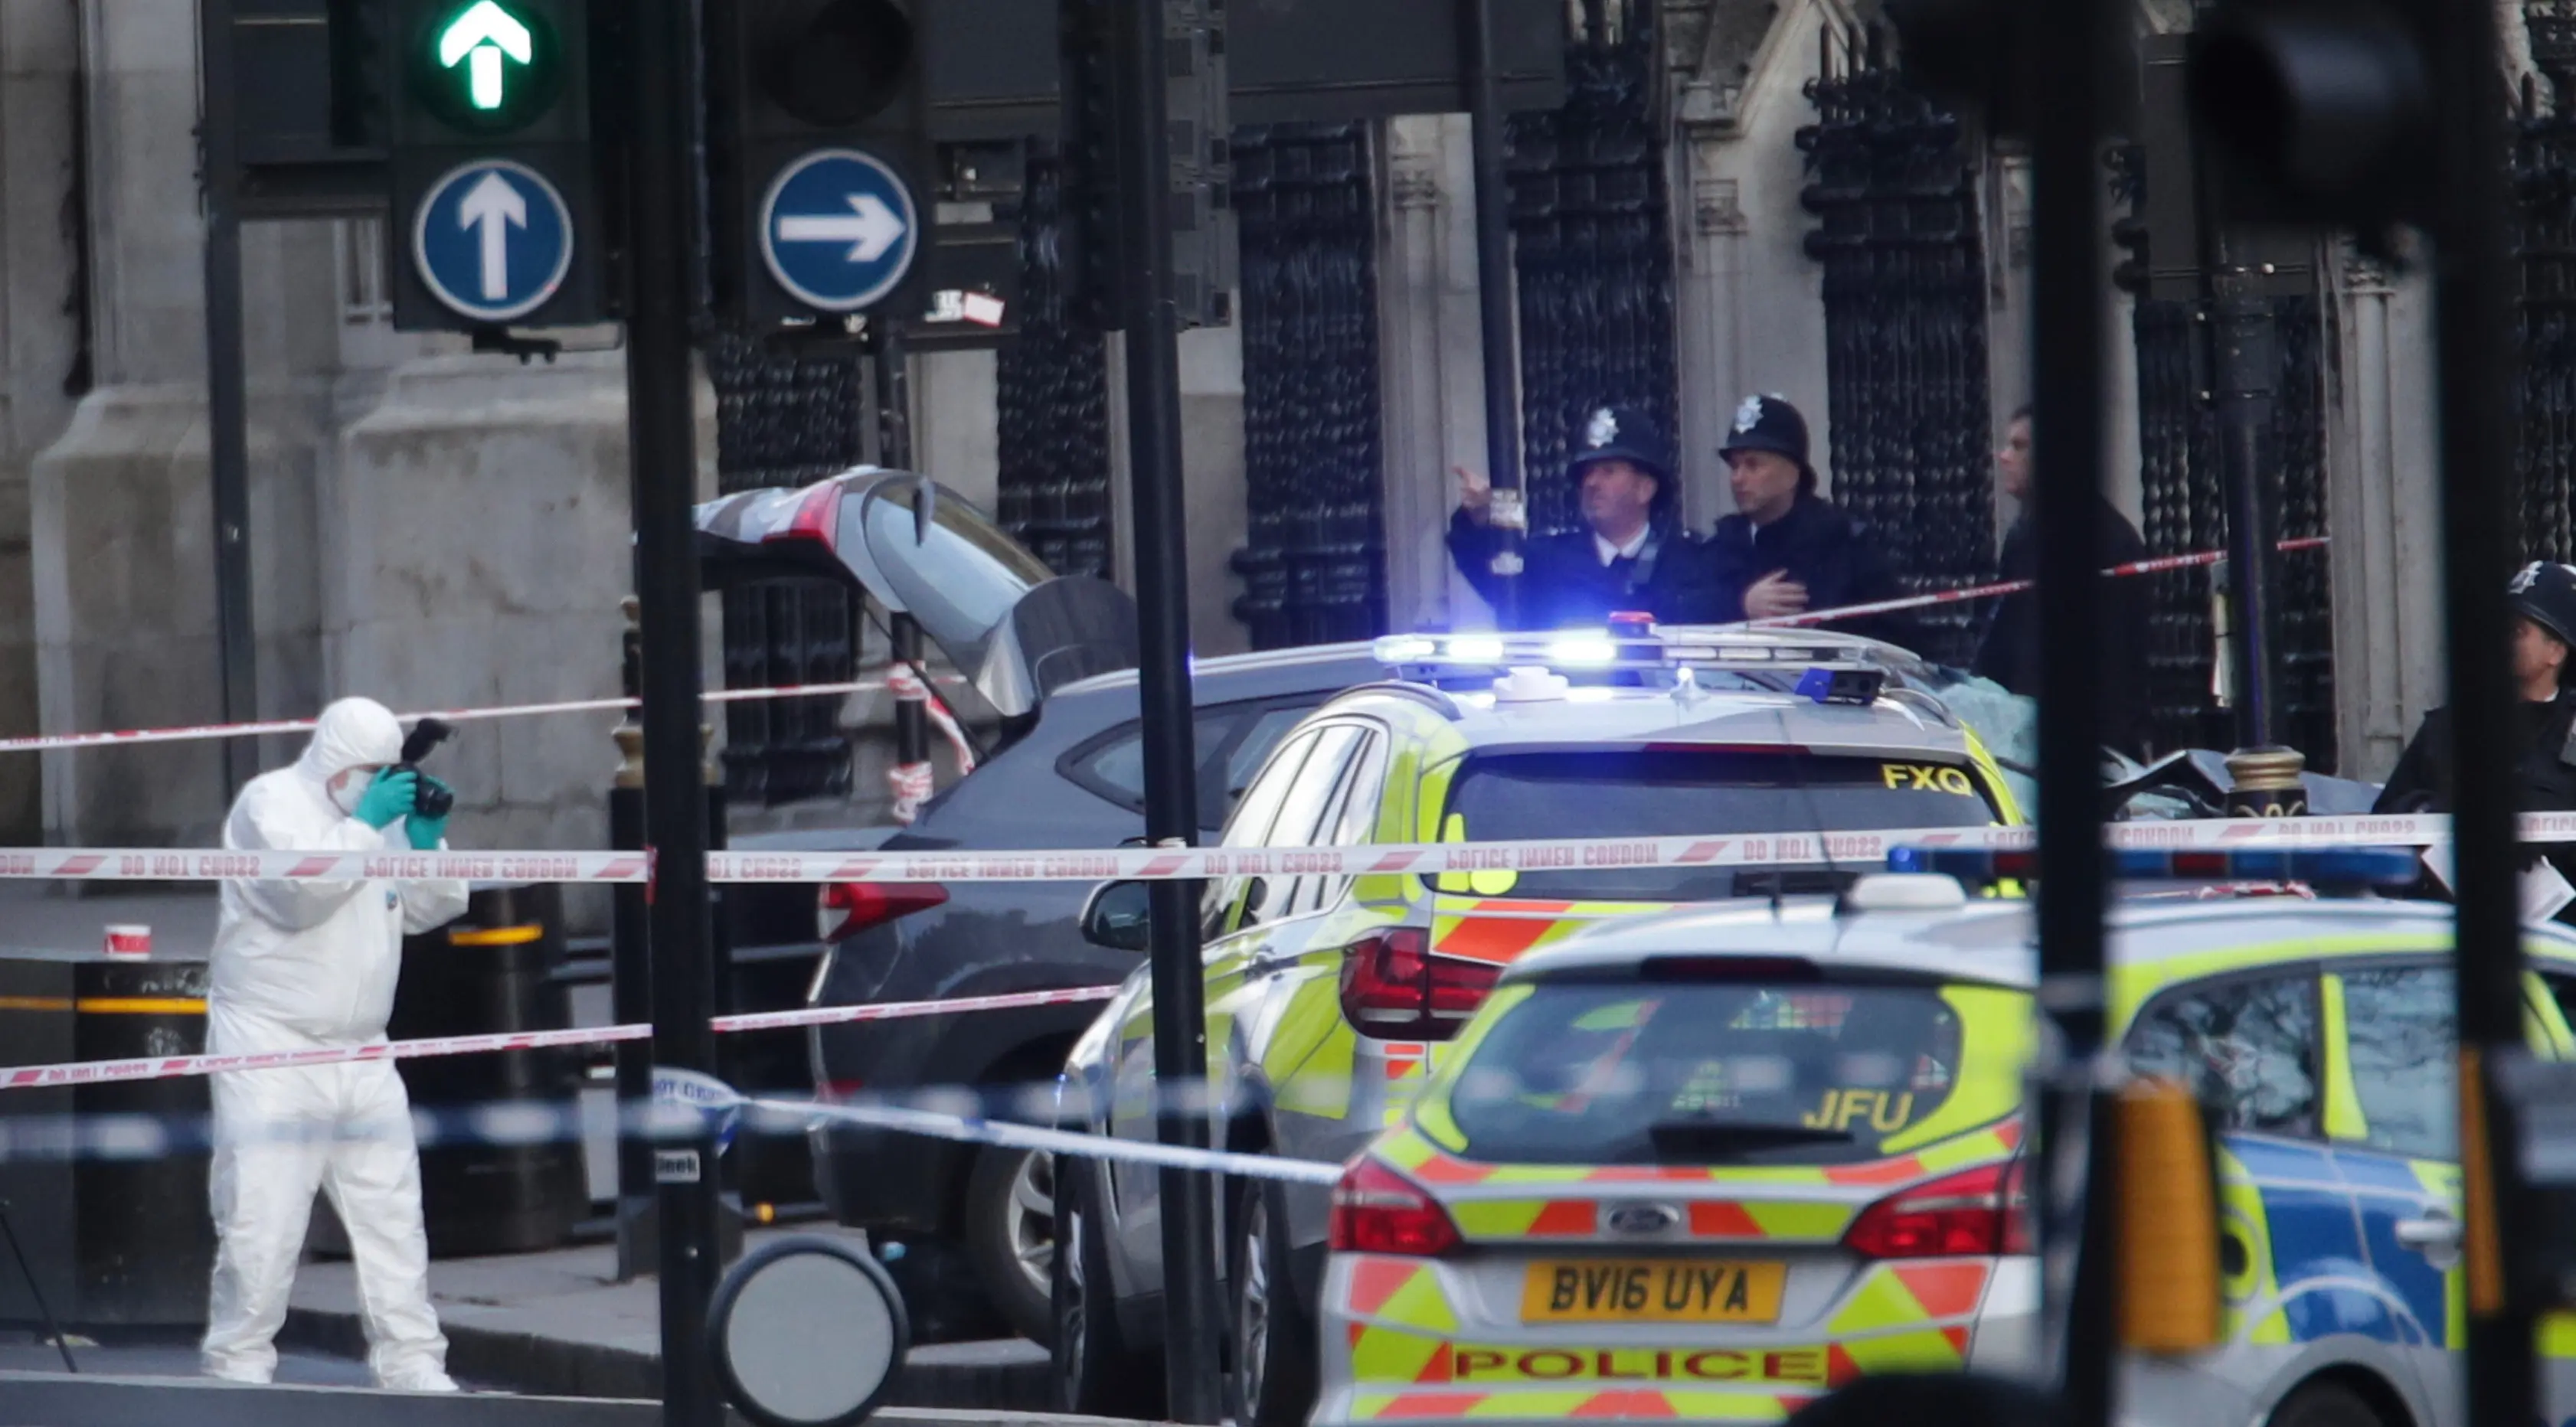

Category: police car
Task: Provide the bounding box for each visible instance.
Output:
[1049,627,2027,1424]
[1313,851,2576,1427]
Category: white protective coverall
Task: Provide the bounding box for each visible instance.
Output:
[200,697,470,1390]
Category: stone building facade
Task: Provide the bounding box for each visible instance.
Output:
[0,0,2522,887]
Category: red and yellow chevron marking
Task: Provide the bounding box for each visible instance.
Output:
[1428,900,1681,964]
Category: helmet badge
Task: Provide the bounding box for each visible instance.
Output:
[1586,408,1619,449]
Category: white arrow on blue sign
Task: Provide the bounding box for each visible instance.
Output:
[759,149,921,314]
[412,158,574,324]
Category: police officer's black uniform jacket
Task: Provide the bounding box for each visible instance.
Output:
[1974,496,2152,757]
[2373,561,2576,916]
[1706,493,1911,647]
[2372,694,2576,907]
[1447,513,1721,631]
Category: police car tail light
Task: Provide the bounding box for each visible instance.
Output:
[1842,1160,2031,1259]
[1329,1158,1461,1257]
[1338,929,1502,1041]
[818,881,948,942]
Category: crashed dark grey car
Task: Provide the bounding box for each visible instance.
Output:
[698,469,1377,1342]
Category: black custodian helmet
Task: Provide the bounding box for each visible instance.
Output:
[2511,560,2576,650]
[1568,404,1675,489]
[1718,393,1818,492]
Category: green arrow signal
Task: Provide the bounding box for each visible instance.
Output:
[436,0,534,111]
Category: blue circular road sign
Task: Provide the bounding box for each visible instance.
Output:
[412,158,574,324]
[759,149,921,314]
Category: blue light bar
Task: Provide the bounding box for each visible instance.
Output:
[1797,666,1886,706]
[1885,844,2422,889]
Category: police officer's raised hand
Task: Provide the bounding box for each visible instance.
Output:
[1744,570,1810,620]
[1455,466,1492,525]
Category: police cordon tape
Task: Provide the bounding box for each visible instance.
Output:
[0,537,2323,759]
[0,1079,1352,1187]
[1740,534,2331,630]
[0,809,2542,890]
[0,674,967,756]
[0,985,1120,1092]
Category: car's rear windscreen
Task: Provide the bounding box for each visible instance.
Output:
[1442,749,1999,900]
[1447,981,2015,1166]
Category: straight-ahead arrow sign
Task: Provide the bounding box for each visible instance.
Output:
[778,194,910,263]
[459,171,529,300]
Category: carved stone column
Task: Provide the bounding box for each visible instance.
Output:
[2324,241,2443,781]
[1374,115,1493,630]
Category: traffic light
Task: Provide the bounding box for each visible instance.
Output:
[384,0,607,330]
[2185,0,2435,240]
[708,0,934,328]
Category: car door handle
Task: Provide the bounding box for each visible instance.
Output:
[2395,1216,2463,1250]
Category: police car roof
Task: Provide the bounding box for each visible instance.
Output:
[1500,894,2576,991]
[1332,678,1979,762]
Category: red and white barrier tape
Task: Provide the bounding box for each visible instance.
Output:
[889,662,979,776]
[0,812,2548,889]
[1741,535,2332,630]
[0,675,969,757]
[0,985,1120,1092]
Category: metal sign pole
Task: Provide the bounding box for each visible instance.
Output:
[2430,4,2537,1425]
[2022,0,2117,1420]
[198,0,260,798]
[1109,0,1225,1417]
[1463,0,1522,629]
[627,2,724,1425]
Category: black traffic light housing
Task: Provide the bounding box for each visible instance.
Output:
[2185,0,2436,243]
[383,0,610,331]
[708,0,935,328]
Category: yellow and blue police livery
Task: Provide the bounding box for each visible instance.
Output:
[1313,855,2576,1427]
[1050,625,2029,1425]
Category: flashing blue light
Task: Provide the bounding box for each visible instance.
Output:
[1797,666,1885,706]
[1885,844,2421,889]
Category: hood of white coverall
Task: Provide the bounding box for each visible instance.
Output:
[299,698,406,811]
[208,697,467,1054]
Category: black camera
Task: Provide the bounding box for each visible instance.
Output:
[396,717,456,820]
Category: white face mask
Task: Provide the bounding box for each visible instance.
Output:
[328,768,371,817]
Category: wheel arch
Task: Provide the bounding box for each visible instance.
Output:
[2267,1363,2419,1427]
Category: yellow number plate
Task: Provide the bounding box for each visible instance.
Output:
[1519,1260,1788,1324]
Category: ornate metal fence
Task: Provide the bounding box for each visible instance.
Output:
[1798,31,1995,668]
[1508,0,1680,537]
[707,335,864,805]
[2515,26,2576,564]
[994,153,1116,580]
[1230,122,1386,649]
[2117,152,2336,766]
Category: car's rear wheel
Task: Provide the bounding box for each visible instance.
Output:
[965,1146,1057,1346]
[1052,1164,1162,1419]
[1226,1175,1319,1427]
[2267,1380,2389,1427]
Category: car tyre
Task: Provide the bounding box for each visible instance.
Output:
[1052,1161,1163,1419]
[966,1145,1058,1347]
[1227,1174,1319,1427]
[2266,1380,2387,1427]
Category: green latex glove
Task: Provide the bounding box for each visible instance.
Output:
[353,769,417,830]
[406,777,453,850]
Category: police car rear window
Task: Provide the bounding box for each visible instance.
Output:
[1447,983,1977,1166]
[1443,749,1996,900]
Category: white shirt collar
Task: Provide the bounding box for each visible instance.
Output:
[1594,527,1651,565]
